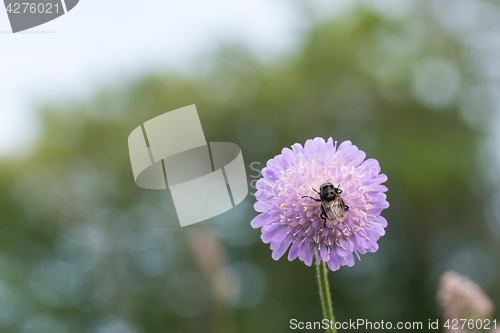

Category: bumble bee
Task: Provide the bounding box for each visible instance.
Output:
[302,183,349,229]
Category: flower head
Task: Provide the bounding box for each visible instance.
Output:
[251,138,389,271]
[438,271,494,328]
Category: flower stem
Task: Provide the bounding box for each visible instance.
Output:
[315,250,336,333]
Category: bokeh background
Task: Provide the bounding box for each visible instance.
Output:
[1,0,500,332]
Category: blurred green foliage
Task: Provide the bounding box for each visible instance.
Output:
[0,5,498,333]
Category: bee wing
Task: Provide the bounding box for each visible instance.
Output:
[322,196,346,225]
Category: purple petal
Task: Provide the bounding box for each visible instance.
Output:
[250,213,268,228]
[288,239,301,261]
[262,222,282,233]
[320,246,330,262]
[327,256,341,271]
[272,239,292,260]
[351,149,366,166]
[303,139,317,159]
[255,190,273,202]
[336,140,352,153]
[359,158,381,177]
[367,184,388,193]
[271,226,289,243]
[291,143,304,155]
[301,244,314,266]
[364,174,388,185]
[368,242,379,253]
[334,243,350,258]
[262,167,277,181]
[261,232,273,244]
[254,202,270,213]
[345,253,355,267]
[372,216,388,228]
[281,148,295,167]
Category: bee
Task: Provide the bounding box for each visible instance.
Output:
[302,183,350,229]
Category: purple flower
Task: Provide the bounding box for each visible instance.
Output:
[251,138,389,271]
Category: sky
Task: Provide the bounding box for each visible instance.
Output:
[0,0,306,156]
[0,0,414,157]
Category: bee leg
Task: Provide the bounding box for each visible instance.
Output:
[320,209,327,229]
[301,195,321,202]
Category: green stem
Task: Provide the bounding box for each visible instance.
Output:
[315,250,336,333]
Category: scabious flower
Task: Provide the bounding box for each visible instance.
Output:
[251,138,389,271]
[438,271,494,330]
